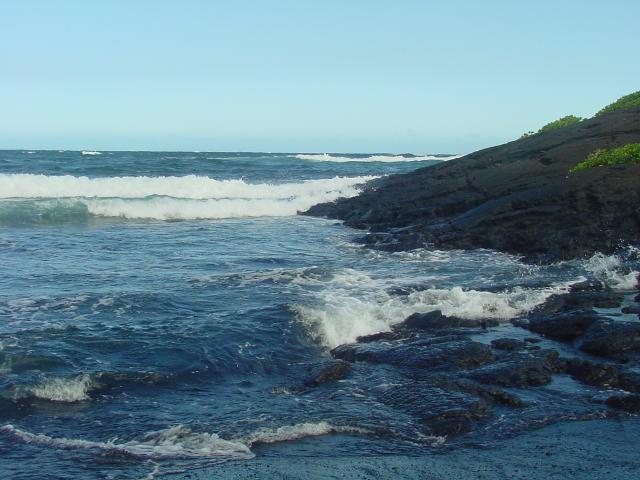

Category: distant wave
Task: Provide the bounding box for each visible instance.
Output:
[0,174,375,222]
[81,151,102,156]
[294,153,461,163]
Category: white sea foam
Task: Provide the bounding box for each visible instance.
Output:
[26,374,94,402]
[0,421,362,460]
[582,252,638,290]
[81,151,102,156]
[0,174,375,220]
[293,269,574,348]
[0,425,253,460]
[242,422,366,446]
[294,153,461,163]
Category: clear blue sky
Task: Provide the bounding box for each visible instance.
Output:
[1,0,638,153]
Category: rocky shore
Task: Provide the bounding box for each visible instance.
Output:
[298,105,640,451]
[304,106,640,263]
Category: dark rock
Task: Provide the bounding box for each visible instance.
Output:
[491,338,526,351]
[569,280,604,293]
[356,331,412,343]
[376,383,491,436]
[303,360,351,387]
[605,394,640,413]
[400,310,496,330]
[433,377,527,408]
[619,371,640,393]
[303,107,640,262]
[527,310,598,341]
[634,293,640,303]
[467,350,561,388]
[565,359,621,388]
[578,320,640,358]
[621,305,640,314]
[331,336,495,370]
[524,337,543,344]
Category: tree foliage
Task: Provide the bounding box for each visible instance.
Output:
[570,143,640,173]
[596,91,640,116]
[537,115,583,134]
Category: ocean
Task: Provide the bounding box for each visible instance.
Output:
[0,150,638,479]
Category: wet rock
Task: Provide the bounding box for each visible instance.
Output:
[400,310,497,330]
[356,331,413,343]
[578,320,640,358]
[332,336,494,370]
[527,310,598,341]
[619,371,640,393]
[621,305,640,315]
[376,383,491,436]
[467,349,560,388]
[491,338,526,351]
[605,394,640,413]
[304,360,351,387]
[433,377,527,408]
[569,280,604,293]
[524,337,542,344]
[564,359,621,388]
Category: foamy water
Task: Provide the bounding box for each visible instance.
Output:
[295,153,462,163]
[1,150,637,479]
[0,174,376,220]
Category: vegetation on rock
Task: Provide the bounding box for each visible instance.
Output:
[596,91,640,116]
[570,143,640,173]
[537,115,583,134]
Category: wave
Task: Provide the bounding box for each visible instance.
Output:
[0,174,375,221]
[294,153,461,163]
[292,268,577,348]
[81,151,102,156]
[0,421,363,460]
[4,371,170,403]
[582,252,639,290]
[25,374,94,402]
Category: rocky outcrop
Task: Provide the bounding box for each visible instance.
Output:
[304,107,640,262]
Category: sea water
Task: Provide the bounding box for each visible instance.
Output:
[0,150,637,479]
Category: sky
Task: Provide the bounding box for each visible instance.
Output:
[1,0,639,153]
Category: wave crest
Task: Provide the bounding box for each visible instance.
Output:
[294,153,461,163]
[0,174,375,221]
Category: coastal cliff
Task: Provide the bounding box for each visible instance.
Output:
[304,106,640,262]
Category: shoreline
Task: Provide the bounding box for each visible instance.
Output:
[169,417,640,479]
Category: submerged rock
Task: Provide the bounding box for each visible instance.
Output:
[491,338,527,351]
[605,394,640,413]
[304,360,351,388]
[376,383,491,436]
[331,337,495,370]
[467,350,561,388]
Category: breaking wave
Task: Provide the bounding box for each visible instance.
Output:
[0,174,375,222]
[582,252,639,290]
[25,374,94,402]
[294,153,461,163]
[0,421,364,460]
[292,268,575,348]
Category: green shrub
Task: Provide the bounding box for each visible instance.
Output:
[570,143,640,173]
[537,115,583,134]
[520,131,535,139]
[596,91,640,116]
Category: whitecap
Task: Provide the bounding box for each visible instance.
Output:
[294,153,461,163]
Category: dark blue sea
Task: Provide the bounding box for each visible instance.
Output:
[0,150,638,479]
